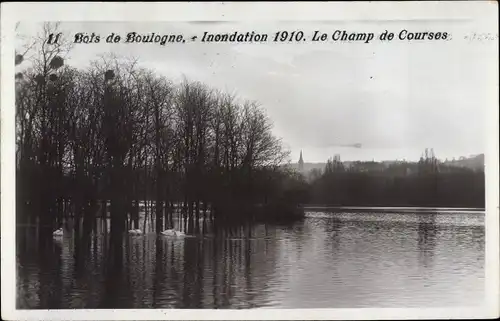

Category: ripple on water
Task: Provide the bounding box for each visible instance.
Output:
[16,210,485,309]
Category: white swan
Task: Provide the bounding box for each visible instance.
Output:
[160,229,187,237]
[128,229,143,235]
[52,228,63,237]
[161,229,176,236]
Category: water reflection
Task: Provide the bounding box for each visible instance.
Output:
[417,213,437,269]
[17,210,485,309]
[322,217,342,252]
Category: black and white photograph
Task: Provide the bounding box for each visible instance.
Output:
[1,2,499,320]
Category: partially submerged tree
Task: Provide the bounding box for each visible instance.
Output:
[16,24,300,239]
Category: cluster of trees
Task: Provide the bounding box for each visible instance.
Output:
[303,153,485,208]
[16,23,304,236]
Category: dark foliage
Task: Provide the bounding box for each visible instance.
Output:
[305,155,485,208]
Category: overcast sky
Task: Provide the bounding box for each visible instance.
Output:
[16,21,497,162]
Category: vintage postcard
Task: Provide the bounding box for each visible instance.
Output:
[1,2,499,320]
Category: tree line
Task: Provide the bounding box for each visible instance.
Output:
[15,24,304,238]
[297,154,485,208]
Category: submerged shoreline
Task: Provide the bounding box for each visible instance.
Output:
[302,206,485,213]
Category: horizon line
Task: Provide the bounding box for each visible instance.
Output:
[284,153,484,164]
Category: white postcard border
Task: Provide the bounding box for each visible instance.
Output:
[1,2,498,320]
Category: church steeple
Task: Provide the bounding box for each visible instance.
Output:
[298,150,304,172]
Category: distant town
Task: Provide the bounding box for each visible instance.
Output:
[286,150,485,182]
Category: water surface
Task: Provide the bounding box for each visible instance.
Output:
[16,209,485,309]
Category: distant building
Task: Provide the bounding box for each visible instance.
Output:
[442,153,484,171]
[298,150,304,173]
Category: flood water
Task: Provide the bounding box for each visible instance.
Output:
[16,209,485,309]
